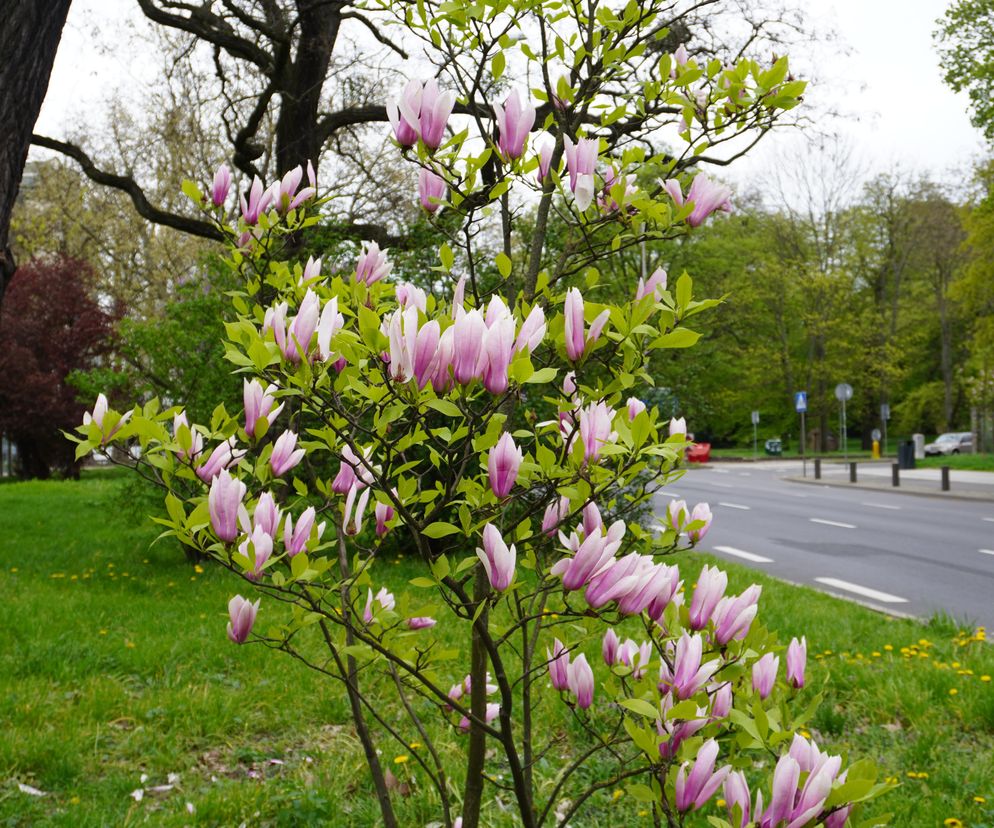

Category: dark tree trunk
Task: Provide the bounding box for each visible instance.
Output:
[0,0,73,305]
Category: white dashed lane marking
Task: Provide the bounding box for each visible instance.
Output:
[714,545,773,564]
[814,577,908,604]
[719,502,751,511]
[810,518,857,529]
[863,502,901,511]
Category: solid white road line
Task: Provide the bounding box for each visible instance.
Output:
[983,517,994,523]
[714,545,773,563]
[810,518,857,529]
[738,472,752,476]
[710,482,734,489]
[814,577,908,604]
[713,469,730,474]
[862,502,901,511]
[719,502,751,511]
[663,492,683,499]
[980,549,994,556]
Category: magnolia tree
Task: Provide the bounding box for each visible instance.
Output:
[73,0,892,825]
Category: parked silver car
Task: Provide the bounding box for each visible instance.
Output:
[924,432,973,456]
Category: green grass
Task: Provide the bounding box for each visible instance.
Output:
[918,453,994,472]
[2,474,993,826]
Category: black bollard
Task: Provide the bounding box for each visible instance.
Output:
[814,458,821,480]
[892,463,900,487]
[941,465,950,492]
[849,462,857,483]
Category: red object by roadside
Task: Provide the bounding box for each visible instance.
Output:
[686,442,711,463]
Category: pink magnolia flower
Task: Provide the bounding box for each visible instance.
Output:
[269,430,305,477]
[567,653,594,709]
[687,502,713,543]
[227,594,259,644]
[458,702,500,732]
[563,287,609,361]
[488,432,522,498]
[247,491,281,538]
[363,586,396,623]
[240,176,274,225]
[536,135,554,183]
[602,628,620,665]
[752,652,779,700]
[386,305,420,383]
[578,400,617,463]
[689,564,728,630]
[674,738,730,812]
[284,506,325,556]
[477,523,516,591]
[172,410,202,461]
[711,585,762,645]
[668,632,720,700]
[563,136,598,211]
[547,638,570,690]
[83,392,133,443]
[343,482,371,535]
[636,267,667,301]
[301,255,322,284]
[665,172,733,227]
[211,163,232,206]
[418,168,447,212]
[495,89,536,160]
[396,282,427,313]
[387,79,421,147]
[197,438,245,483]
[452,308,486,384]
[209,469,246,543]
[355,242,392,285]
[244,379,284,438]
[786,636,807,688]
[551,518,625,590]
[406,616,436,630]
[542,497,570,537]
[514,305,546,355]
[669,416,687,437]
[414,78,455,150]
[667,498,688,533]
[479,315,516,394]
[239,524,274,581]
[627,397,646,421]
[317,296,345,362]
[723,770,751,828]
[375,501,395,537]
[413,319,441,389]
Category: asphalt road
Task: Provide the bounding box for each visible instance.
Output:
[656,460,994,629]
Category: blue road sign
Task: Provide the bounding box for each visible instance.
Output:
[795,391,808,413]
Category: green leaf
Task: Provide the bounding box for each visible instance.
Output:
[626,783,657,803]
[492,50,506,81]
[526,367,557,384]
[426,398,462,418]
[650,327,701,349]
[181,179,204,203]
[496,252,512,278]
[422,521,461,538]
[409,577,436,588]
[439,243,455,272]
[618,697,659,718]
[675,272,692,307]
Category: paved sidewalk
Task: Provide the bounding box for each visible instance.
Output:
[785,460,994,501]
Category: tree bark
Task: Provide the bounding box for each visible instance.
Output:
[0,0,73,306]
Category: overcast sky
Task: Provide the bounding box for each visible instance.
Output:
[34,0,985,193]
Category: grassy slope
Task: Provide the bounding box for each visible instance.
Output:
[1,474,993,826]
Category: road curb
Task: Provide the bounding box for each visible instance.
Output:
[782,475,994,503]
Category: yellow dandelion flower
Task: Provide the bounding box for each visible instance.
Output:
[194,564,204,573]
[981,675,991,682]
[394,755,409,764]
[872,652,881,657]
[949,688,959,696]
[716,798,726,808]
[943,819,963,827]
[952,662,961,669]
[10,567,18,573]
[612,789,624,801]
[884,644,893,651]
[70,796,80,805]
[98,629,108,635]
[638,811,648,818]
[974,796,986,804]
[800,729,811,738]
[409,742,422,749]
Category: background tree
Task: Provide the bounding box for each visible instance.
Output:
[936,0,994,142]
[0,0,73,305]
[0,256,117,478]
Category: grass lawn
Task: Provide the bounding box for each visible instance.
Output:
[918,454,994,472]
[2,473,994,826]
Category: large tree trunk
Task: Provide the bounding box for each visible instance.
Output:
[0,0,72,305]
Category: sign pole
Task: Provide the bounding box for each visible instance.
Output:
[842,396,848,464]
[801,409,807,478]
